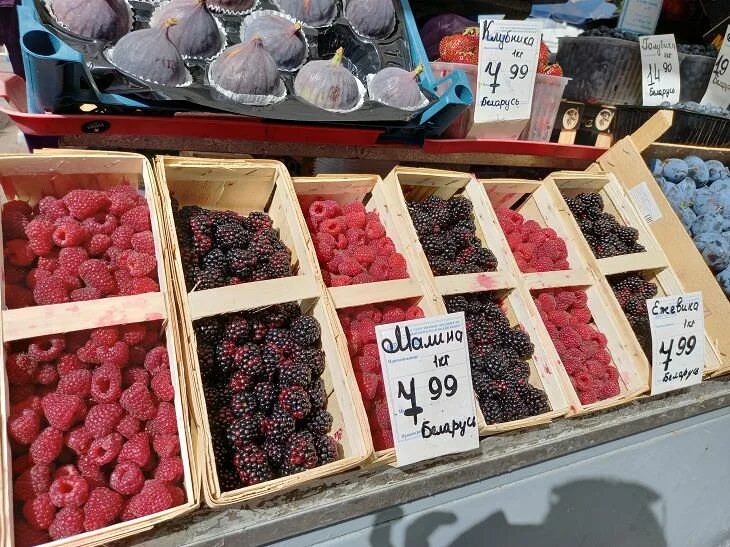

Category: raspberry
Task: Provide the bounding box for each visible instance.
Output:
[579,339,599,358]
[31,427,64,464]
[308,201,332,226]
[372,428,394,450]
[85,403,124,437]
[356,372,379,400]
[151,370,175,401]
[574,290,588,308]
[97,341,130,367]
[57,354,84,376]
[516,242,536,260]
[63,190,110,220]
[121,323,146,346]
[122,366,149,386]
[120,381,157,420]
[573,371,593,391]
[365,219,386,240]
[563,359,585,376]
[554,259,570,270]
[109,187,140,217]
[23,493,56,530]
[3,209,30,240]
[65,426,93,455]
[387,253,407,271]
[14,464,52,502]
[89,365,122,404]
[537,292,556,312]
[124,250,157,277]
[126,480,173,519]
[571,307,592,324]
[548,309,571,327]
[6,284,34,309]
[533,256,554,272]
[382,306,406,323]
[369,261,390,281]
[29,336,66,362]
[87,433,123,466]
[34,364,60,385]
[155,456,183,482]
[372,237,396,256]
[556,290,577,310]
[592,331,608,349]
[330,274,352,286]
[79,259,116,295]
[128,277,159,295]
[25,219,55,256]
[153,434,180,458]
[5,239,35,267]
[594,349,612,366]
[121,205,151,232]
[77,339,102,364]
[57,369,92,398]
[113,416,139,440]
[405,305,425,320]
[49,475,89,508]
[111,225,135,249]
[5,265,27,285]
[144,345,169,375]
[166,484,185,506]
[14,519,50,547]
[149,402,178,435]
[586,360,608,379]
[319,218,342,236]
[89,326,117,346]
[344,210,367,229]
[578,388,598,405]
[118,432,151,467]
[83,487,123,531]
[52,219,86,248]
[109,461,145,496]
[12,454,33,477]
[338,256,363,276]
[58,246,88,272]
[129,230,155,255]
[352,272,373,284]
[51,266,82,291]
[86,233,112,256]
[49,507,84,540]
[7,353,37,384]
[9,409,41,445]
[42,393,82,431]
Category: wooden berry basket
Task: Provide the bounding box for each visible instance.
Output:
[550,171,722,377]
[598,134,730,376]
[383,167,570,434]
[0,152,199,547]
[151,156,371,507]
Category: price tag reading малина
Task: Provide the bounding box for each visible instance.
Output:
[701,26,730,109]
[648,292,705,395]
[474,19,542,127]
[376,312,479,466]
[640,34,680,106]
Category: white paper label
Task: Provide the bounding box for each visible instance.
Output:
[375,312,479,466]
[617,0,663,36]
[640,35,680,106]
[629,181,663,224]
[701,27,730,109]
[474,19,542,126]
[648,292,705,395]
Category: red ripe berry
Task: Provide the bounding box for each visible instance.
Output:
[58,246,89,273]
[382,306,406,323]
[356,372,378,401]
[330,274,352,287]
[372,237,396,257]
[405,305,425,320]
[111,225,135,250]
[578,388,598,405]
[49,475,89,508]
[57,369,92,398]
[65,426,93,455]
[559,325,582,349]
[85,403,124,438]
[118,432,151,468]
[364,219,386,240]
[120,205,151,232]
[90,326,119,346]
[124,250,157,277]
[23,493,56,530]
[372,428,394,450]
[52,219,86,248]
[25,218,56,256]
[87,433,124,466]
[533,256,555,272]
[109,187,140,217]
[3,210,30,240]
[29,336,65,362]
[120,382,157,420]
[144,346,169,375]
[33,364,60,385]
[123,365,149,386]
[7,352,37,385]
[128,277,159,295]
[86,233,112,256]
[83,487,123,531]
[149,402,178,436]
[131,230,155,255]
[63,190,110,220]
[571,307,592,325]
[116,415,142,439]
[90,364,123,404]
[307,201,330,227]
[49,507,84,540]
[556,290,577,310]
[14,464,52,502]
[153,434,181,458]
[12,454,33,477]
[154,456,183,482]
[31,427,64,465]
[573,371,593,392]
[344,209,367,229]
[6,284,35,309]
[126,480,173,519]
[5,239,36,266]
[592,330,608,349]
[594,349,612,366]
[345,226,366,247]
[319,218,342,236]
[110,461,145,496]
[9,409,41,445]
[42,393,83,431]
[79,259,116,295]
[151,370,175,401]
[97,341,130,368]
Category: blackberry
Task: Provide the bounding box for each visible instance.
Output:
[265,328,293,351]
[193,268,225,290]
[204,384,228,412]
[263,439,286,467]
[422,195,447,211]
[285,431,318,469]
[410,209,434,236]
[518,384,550,416]
[202,248,228,272]
[304,408,333,435]
[493,320,511,343]
[456,217,477,232]
[250,237,275,257]
[577,219,593,233]
[193,234,214,256]
[314,435,338,465]
[616,225,639,245]
[279,359,312,388]
[642,282,658,299]
[262,343,284,378]
[227,411,262,447]
[472,248,498,271]
[290,315,321,347]
[210,407,235,433]
[429,256,450,275]
[248,211,273,232]
[445,295,468,314]
[481,398,503,424]
[308,378,328,410]
[223,317,251,343]
[280,461,307,477]
[234,445,273,486]
[215,339,237,375]
[580,193,603,211]
[420,234,445,257]
[217,467,242,492]
[228,248,257,278]
[471,369,490,395]
[448,196,473,222]
[450,226,474,250]
[279,302,302,321]
[215,221,249,249]
[630,243,646,253]
[278,385,312,419]
[482,350,506,379]
[293,347,326,377]
[253,382,277,413]
[465,297,486,315]
[625,297,646,317]
[195,317,223,344]
[499,389,529,420]
[259,305,290,328]
[232,391,258,417]
[503,327,534,359]
[233,343,263,376]
[267,251,292,278]
[198,343,216,380]
[511,360,531,381]
[261,405,296,441]
[228,370,252,393]
[592,218,614,238]
[251,319,269,342]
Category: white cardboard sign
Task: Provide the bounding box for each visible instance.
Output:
[701,27,730,109]
[617,0,662,36]
[375,312,479,466]
[640,34,680,106]
[648,292,705,395]
[471,19,542,139]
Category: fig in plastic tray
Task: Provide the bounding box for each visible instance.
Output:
[294,47,361,112]
[50,0,130,42]
[155,0,225,59]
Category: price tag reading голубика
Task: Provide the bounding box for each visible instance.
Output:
[648,292,705,395]
[376,312,479,466]
[640,34,680,106]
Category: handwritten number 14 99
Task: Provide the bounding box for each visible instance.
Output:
[397,375,458,426]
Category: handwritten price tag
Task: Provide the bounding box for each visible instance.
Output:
[617,0,662,35]
[701,26,730,109]
[472,19,542,138]
[648,292,705,395]
[640,35,680,106]
[376,312,479,466]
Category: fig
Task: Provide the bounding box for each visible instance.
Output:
[50,0,130,42]
[207,0,256,12]
[154,0,224,59]
[294,48,362,111]
[242,13,308,71]
[345,0,395,39]
[209,36,284,102]
[109,18,189,86]
[275,0,337,27]
[369,65,426,110]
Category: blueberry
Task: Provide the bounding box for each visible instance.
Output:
[662,158,689,183]
[702,237,730,272]
[684,156,710,187]
[693,187,721,215]
[694,232,723,253]
[678,208,697,234]
[678,177,697,206]
[691,212,726,236]
[716,267,730,297]
[648,158,663,176]
[706,160,728,183]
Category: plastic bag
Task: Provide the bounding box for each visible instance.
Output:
[419,14,476,60]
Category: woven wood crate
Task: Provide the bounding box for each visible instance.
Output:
[152,157,371,507]
[382,167,570,434]
[0,153,198,547]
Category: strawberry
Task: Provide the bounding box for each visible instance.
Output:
[544,63,563,76]
[439,28,480,64]
[539,41,550,69]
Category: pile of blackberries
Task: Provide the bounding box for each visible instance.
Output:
[407,195,498,275]
[172,199,293,292]
[608,273,658,358]
[564,193,645,259]
[196,303,338,491]
[444,293,550,424]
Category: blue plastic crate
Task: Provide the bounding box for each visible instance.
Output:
[17,0,471,137]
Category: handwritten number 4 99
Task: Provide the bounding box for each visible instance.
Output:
[659,335,697,371]
[397,375,458,426]
[484,62,529,94]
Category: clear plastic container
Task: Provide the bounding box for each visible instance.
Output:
[557,36,642,106]
[430,61,478,138]
[678,53,715,103]
[520,73,569,142]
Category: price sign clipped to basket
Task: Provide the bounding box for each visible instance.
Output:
[376,312,479,466]
[639,35,680,106]
[471,19,542,139]
[702,26,730,109]
[648,292,705,395]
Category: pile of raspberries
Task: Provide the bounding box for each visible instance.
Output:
[533,289,621,404]
[172,200,292,292]
[444,293,550,424]
[6,323,183,545]
[496,207,570,272]
[2,187,159,309]
[197,303,339,491]
[339,302,425,451]
[564,193,645,259]
[609,273,658,358]
[306,199,409,287]
[407,195,498,275]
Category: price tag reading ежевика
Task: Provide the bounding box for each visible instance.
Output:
[640,34,680,106]
[375,312,479,466]
[702,26,730,109]
[648,292,705,395]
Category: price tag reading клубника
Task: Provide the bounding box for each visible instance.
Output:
[376,312,479,466]
[648,292,705,395]
[640,34,680,106]
[702,26,730,109]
